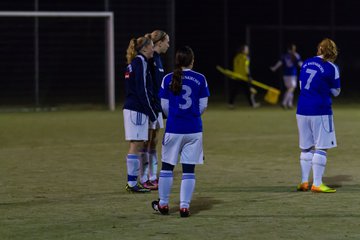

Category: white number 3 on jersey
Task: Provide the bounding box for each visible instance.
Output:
[179,85,192,110]
[304,69,317,90]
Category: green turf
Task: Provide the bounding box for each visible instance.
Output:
[1,103,360,239]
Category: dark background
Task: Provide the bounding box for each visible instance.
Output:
[1,0,359,107]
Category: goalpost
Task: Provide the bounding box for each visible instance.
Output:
[0,11,115,111]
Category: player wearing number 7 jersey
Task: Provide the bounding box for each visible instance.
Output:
[296,38,340,193]
[151,46,210,217]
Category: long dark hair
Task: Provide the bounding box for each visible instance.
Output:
[170,46,194,95]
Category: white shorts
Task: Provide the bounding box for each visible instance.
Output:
[149,112,164,130]
[283,76,297,89]
[123,109,149,141]
[296,114,337,150]
[161,132,204,165]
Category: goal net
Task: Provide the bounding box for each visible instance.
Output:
[0,11,115,111]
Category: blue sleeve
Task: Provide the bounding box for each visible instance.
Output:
[329,65,341,89]
[199,77,210,98]
[159,76,169,99]
[133,58,157,121]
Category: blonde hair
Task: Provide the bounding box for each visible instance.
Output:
[317,38,338,62]
[146,30,167,45]
[126,36,152,64]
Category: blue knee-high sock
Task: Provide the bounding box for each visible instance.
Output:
[126,154,139,187]
[158,170,173,207]
[180,173,196,209]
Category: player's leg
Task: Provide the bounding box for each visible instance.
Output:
[296,114,314,191]
[297,147,314,191]
[282,76,293,108]
[139,141,150,186]
[148,114,164,186]
[179,133,204,217]
[311,115,337,193]
[180,163,195,217]
[286,77,297,108]
[312,149,327,187]
[152,133,181,214]
[158,162,174,208]
[123,109,150,193]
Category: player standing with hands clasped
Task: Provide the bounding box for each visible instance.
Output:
[152,46,210,217]
[123,36,157,193]
[296,38,340,193]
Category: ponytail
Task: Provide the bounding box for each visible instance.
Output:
[170,64,183,95]
[126,38,137,64]
[125,37,152,64]
[170,46,194,95]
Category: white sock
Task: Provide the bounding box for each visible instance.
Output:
[126,154,139,187]
[312,150,327,186]
[149,150,158,181]
[159,170,173,207]
[287,92,294,107]
[282,90,291,106]
[139,150,149,184]
[300,151,313,183]
[180,173,196,209]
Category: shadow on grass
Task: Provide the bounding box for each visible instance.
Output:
[323,174,353,188]
[170,197,223,216]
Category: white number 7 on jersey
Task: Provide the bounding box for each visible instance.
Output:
[304,69,317,90]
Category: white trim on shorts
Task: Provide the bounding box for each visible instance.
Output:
[149,112,164,130]
[161,132,204,165]
[123,109,149,141]
[296,114,337,150]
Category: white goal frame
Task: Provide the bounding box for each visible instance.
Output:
[0,11,115,111]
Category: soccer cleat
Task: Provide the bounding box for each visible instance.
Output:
[179,208,190,218]
[297,182,309,191]
[311,183,336,193]
[150,179,158,189]
[151,200,169,215]
[142,180,158,190]
[125,183,151,193]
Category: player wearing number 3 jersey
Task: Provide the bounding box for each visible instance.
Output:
[296,38,340,193]
[151,46,210,217]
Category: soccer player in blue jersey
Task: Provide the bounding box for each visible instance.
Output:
[123,36,158,193]
[271,44,303,109]
[152,46,210,217]
[296,38,340,193]
[139,30,170,190]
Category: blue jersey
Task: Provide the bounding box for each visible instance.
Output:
[123,54,157,122]
[297,56,340,116]
[159,69,210,134]
[282,52,301,76]
[149,52,165,113]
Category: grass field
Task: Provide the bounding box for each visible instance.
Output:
[1,103,360,239]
